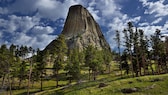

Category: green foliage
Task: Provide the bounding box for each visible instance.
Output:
[18,61,28,80]
[151,29,165,57]
[53,34,68,72]
[65,48,81,81]
[85,45,104,80]
[51,34,68,87]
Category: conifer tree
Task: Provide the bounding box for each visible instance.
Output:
[151,29,163,74]
[53,34,67,87]
[35,49,47,91]
[85,45,103,80]
[65,48,81,83]
[114,30,122,76]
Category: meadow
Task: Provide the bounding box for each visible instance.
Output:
[1,62,168,95]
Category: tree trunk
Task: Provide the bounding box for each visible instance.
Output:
[108,65,111,74]
[130,55,134,77]
[27,61,33,95]
[40,75,43,91]
[31,80,34,88]
[69,76,72,84]
[149,63,154,75]
[19,78,22,89]
[120,61,122,78]
[165,63,168,73]
[93,71,96,81]
[157,60,161,74]
[56,70,59,88]
[136,56,140,77]
[142,56,146,75]
[7,74,12,95]
[88,69,91,81]
[1,74,6,89]
[11,76,15,91]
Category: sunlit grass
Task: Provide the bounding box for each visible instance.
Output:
[40,73,168,95]
[2,61,168,95]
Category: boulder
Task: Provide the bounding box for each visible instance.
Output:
[121,87,140,93]
[98,83,108,88]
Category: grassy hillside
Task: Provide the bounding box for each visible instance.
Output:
[35,74,168,95]
[1,62,168,95]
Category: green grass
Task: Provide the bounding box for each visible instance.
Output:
[38,74,168,95]
[1,61,168,95]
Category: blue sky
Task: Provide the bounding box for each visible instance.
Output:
[0,0,168,50]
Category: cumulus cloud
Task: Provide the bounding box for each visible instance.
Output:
[139,0,168,17]
[0,0,167,51]
[151,18,162,25]
[87,5,100,21]
[7,0,84,20]
[0,14,56,50]
[31,26,54,35]
[138,0,168,36]
[1,0,126,50]
[97,0,122,18]
[138,22,149,27]
[0,15,40,34]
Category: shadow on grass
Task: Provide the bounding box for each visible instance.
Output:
[40,73,168,95]
[16,90,42,95]
[16,85,57,95]
[41,74,133,94]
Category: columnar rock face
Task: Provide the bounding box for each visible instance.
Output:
[45,5,110,51]
[62,5,110,51]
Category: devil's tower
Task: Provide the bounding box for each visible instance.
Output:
[45,5,110,51]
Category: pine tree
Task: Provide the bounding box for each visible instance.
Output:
[151,29,164,74]
[65,48,81,83]
[132,28,140,76]
[102,49,112,73]
[85,45,94,80]
[85,45,103,80]
[0,44,17,94]
[27,46,35,95]
[0,44,10,93]
[35,49,47,91]
[127,22,134,77]
[114,30,122,76]
[139,29,149,75]
[53,34,67,87]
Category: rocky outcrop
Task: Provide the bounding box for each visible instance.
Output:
[45,5,110,51]
[61,5,110,51]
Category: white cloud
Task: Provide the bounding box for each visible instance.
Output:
[8,15,40,33]
[7,0,83,20]
[151,18,162,25]
[31,26,54,35]
[138,20,168,37]
[13,33,32,45]
[97,0,121,18]
[87,5,100,21]
[138,22,149,27]
[128,16,141,24]
[30,34,56,50]
[0,14,57,50]
[9,30,56,50]
[1,0,167,51]
[0,15,40,34]
[139,0,168,17]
